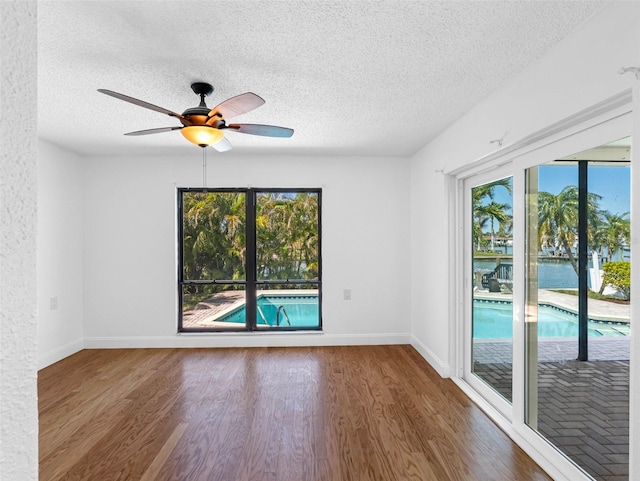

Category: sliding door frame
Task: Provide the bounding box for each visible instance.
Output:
[451,93,633,481]
[462,165,519,421]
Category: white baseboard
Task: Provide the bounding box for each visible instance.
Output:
[410,335,450,378]
[83,332,412,349]
[38,338,84,369]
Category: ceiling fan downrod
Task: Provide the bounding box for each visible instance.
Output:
[191,82,213,107]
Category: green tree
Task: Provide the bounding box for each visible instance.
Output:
[472,178,512,251]
[601,261,630,300]
[537,186,602,276]
[599,211,630,262]
[256,192,319,280]
[183,190,319,295]
[484,201,511,251]
[182,191,246,286]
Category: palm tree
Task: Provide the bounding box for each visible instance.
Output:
[256,192,319,280]
[183,191,246,283]
[472,178,512,252]
[538,186,602,276]
[483,201,512,250]
[599,211,630,262]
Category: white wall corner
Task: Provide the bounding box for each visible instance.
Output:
[38,338,84,370]
[410,335,450,378]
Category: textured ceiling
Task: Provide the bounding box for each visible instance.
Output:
[38,1,604,157]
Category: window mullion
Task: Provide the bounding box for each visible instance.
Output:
[245,189,257,331]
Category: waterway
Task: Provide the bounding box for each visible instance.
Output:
[474,257,578,289]
[475,245,630,289]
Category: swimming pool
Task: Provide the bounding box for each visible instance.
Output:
[473,300,629,338]
[217,294,319,327]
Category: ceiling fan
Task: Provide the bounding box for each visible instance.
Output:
[97,82,294,151]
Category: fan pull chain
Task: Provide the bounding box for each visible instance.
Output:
[202,147,207,187]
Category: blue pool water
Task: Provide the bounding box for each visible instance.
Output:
[218,295,319,327]
[473,300,629,339]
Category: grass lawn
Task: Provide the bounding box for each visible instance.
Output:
[473,252,513,258]
[550,289,629,304]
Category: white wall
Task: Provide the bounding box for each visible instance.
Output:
[82,153,411,347]
[410,1,640,375]
[0,1,38,480]
[409,158,451,375]
[37,140,84,368]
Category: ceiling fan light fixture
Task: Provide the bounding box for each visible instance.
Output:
[98,84,293,152]
[181,125,224,147]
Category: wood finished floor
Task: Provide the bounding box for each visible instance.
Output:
[39,345,552,481]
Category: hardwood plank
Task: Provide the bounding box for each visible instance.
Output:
[40,354,160,448]
[139,423,188,481]
[58,354,185,480]
[39,397,134,481]
[39,345,552,481]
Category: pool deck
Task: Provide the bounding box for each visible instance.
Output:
[182,289,318,329]
[182,290,246,329]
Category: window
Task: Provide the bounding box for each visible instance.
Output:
[178,188,322,332]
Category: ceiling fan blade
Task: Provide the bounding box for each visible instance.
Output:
[98,89,185,120]
[211,137,232,152]
[124,126,183,136]
[226,123,294,138]
[208,92,265,120]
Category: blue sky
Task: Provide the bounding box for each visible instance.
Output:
[476,164,630,241]
[538,165,630,215]
[487,165,630,217]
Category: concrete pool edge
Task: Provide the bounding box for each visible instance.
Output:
[474,289,630,326]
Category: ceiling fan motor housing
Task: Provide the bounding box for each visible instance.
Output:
[182,83,219,126]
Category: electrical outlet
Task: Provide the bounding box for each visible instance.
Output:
[343,289,351,300]
[50,296,58,310]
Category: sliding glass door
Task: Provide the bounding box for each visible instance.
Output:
[464,169,514,415]
[524,142,631,480]
[462,134,631,480]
